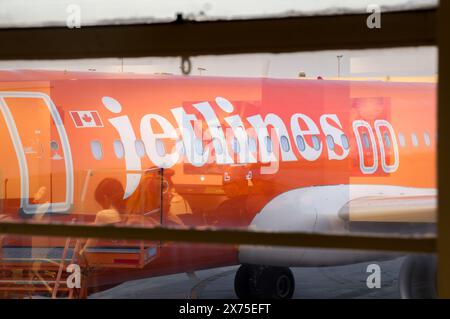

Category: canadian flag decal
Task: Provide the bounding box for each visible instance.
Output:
[70,111,104,128]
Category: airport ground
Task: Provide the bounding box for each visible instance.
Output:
[91,257,405,299]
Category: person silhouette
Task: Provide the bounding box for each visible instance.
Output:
[93,178,125,223]
[80,178,125,257]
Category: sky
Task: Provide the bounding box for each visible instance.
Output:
[0,47,437,79]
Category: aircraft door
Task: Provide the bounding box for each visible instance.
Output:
[0,92,73,215]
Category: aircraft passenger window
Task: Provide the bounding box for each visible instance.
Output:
[50,140,59,151]
[295,135,306,152]
[156,138,166,156]
[411,133,419,147]
[232,137,240,154]
[113,140,125,159]
[326,135,335,151]
[265,136,273,153]
[248,137,257,153]
[362,133,370,149]
[383,132,391,149]
[398,133,406,147]
[341,134,349,150]
[135,139,146,158]
[90,140,103,160]
[312,135,321,151]
[424,132,431,146]
[280,136,290,152]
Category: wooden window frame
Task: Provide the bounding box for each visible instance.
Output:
[0,5,449,298]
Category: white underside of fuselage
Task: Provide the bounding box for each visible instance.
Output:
[238,184,436,267]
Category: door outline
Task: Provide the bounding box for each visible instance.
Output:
[0,92,74,214]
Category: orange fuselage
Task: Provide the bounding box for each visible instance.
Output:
[0,70,436,291]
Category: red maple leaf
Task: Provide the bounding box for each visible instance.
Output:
[82,114,92,122]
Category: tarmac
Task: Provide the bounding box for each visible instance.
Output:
[90,257,405,299]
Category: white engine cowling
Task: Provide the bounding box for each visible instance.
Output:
[238,185,435,267]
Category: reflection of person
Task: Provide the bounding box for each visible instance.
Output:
[127,168,189,227]
[80,178,125,256]
[127,168,193,227]
[31,186,48,204]
[27,185,57,286]
[216,179,250,228]
[170,191,192,217]
[161,169,194,227]
[31,186,51,220]
[126,172,161,226]
[94,178,125,222]
[30,186,52,263]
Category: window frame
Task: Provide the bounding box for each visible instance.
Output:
[0,5,448,298]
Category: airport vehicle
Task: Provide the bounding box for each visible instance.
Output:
[0,70,436,298]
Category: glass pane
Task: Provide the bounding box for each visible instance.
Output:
[90,253,436,299]
[0,234,436,299]
[90,140,103,160]
[0,45,438,299]
[113,140,124,159]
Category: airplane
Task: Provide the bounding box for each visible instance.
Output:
[0,69,436,299]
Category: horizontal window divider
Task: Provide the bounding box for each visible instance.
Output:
[0,222,436,253]
[0,9,436,60]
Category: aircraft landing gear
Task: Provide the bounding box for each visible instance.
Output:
[399,255,437,299]
[234,264,295,299]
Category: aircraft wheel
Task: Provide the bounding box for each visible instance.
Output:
[234,265,295,299]
[234,264,254,299]
[258,266,295,299]
[399,255,437,299]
